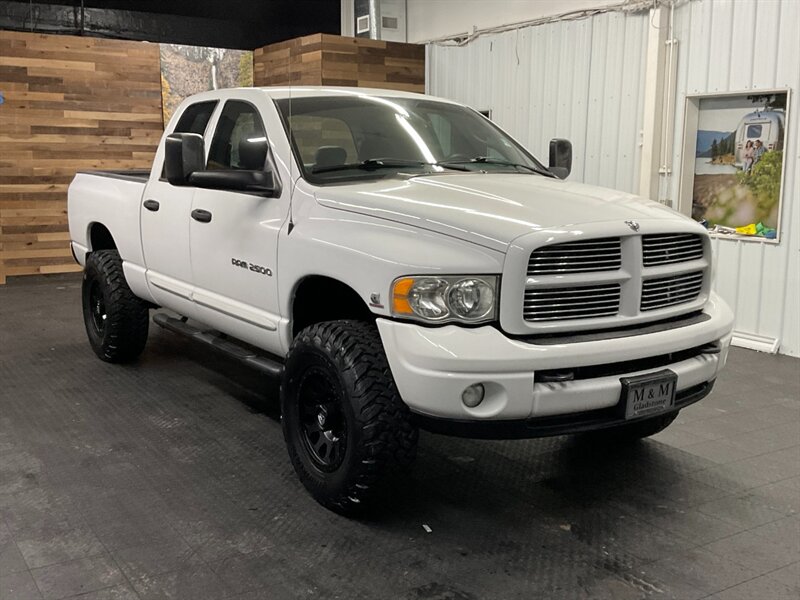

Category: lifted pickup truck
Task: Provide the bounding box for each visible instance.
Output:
[69,87,734,513]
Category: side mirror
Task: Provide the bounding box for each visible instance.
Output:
[165,133,205,185]
[188,169,277,196]
[549,138,572,180]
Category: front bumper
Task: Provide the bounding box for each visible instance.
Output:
[376,292,734,435]
[416,380,714,439]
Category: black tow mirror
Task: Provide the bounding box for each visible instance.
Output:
[549,138,572,180]
[188,169,277,196]
[165,133,205,186]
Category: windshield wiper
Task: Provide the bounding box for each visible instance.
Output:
[440,156,555,177]
[311,158,469,174]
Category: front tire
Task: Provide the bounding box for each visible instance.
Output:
[82,250,149,363]
[281,320,418,514]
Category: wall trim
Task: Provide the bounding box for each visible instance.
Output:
[731,330,780,354]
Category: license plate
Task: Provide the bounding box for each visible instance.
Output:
[620,370,677,420]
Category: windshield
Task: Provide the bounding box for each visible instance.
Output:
[274,95,549,183]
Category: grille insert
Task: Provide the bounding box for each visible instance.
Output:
[642,233,704,266]
[524,284,621,321]
[528,238,621,275]
[641,271,703,311]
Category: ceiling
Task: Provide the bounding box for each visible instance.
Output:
[0,0,341,49]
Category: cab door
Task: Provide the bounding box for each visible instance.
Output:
[189,98,289,356]
[141,100,218,314]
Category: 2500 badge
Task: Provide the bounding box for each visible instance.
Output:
[231,258,272,277]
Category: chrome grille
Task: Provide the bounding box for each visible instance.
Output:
[527,237,621,275]
[523,284,621,321]
[641,271,704,311]
[642,233,704,266]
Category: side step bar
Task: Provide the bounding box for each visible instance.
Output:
[153,313,284,378]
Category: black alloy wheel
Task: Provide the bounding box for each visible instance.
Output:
[297,366,348,471]
[87,279,107,337]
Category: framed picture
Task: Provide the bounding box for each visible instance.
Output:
[678,89,790,243]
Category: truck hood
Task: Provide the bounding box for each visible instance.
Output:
[314,173,690,251]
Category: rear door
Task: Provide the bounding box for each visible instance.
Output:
[188,97,289,355]
[141,100,217,313]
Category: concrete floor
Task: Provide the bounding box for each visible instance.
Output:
[0,273,798,600]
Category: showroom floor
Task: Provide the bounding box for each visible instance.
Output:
[0,274,798,600]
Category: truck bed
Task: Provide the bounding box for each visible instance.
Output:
[68,170,150,269]
[79,169,150,184]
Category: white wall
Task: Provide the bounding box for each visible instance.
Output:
[427,0,800,356]
[428,9,649,201]
[668,0,800,356]
[408,0,621,43]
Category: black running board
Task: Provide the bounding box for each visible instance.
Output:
[153,313,284,378]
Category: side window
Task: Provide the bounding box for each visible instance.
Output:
[173,101,217,135]
[207,101,268,171]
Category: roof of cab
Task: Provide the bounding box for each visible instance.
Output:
[181,85,458,105]
[255,86,434,100]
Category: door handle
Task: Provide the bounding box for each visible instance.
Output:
[191,209,212,223]
[143,199,160,212]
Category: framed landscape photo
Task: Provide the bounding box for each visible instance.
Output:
[679,90,790,243]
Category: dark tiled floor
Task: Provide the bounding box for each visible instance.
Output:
[1,273,798,600]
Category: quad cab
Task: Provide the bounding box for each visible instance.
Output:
[68,87,734,513]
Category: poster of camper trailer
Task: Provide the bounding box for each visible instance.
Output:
[159,44,254,124]
[691,92,787,239]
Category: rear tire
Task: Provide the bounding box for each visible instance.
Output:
[82,250,149,363]
[588,411,679,443]
[281,320,418,514]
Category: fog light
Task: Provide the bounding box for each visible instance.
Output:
[462,383,485,408]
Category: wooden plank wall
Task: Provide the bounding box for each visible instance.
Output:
[0,31,423,283]
[254,33,425,93]
[0,30,162,284]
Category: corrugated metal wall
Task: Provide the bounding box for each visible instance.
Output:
[427,10,650,194]
[668,0,800,357]
[427,0,800,357]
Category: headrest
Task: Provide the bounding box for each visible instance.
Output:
[314,146,348,168]
[238,132,267,170]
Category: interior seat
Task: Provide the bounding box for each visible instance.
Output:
[314,145,348,168]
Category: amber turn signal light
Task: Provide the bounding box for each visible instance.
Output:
[392,277,415,315]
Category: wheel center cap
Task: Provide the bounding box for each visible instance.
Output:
[317,408,327,428]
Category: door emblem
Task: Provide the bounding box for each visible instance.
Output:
[625,220,640,232]
[231,257,272,276]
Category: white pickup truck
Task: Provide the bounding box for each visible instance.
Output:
[69,86,734,513]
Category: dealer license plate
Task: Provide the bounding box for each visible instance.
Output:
[620,370,677,420]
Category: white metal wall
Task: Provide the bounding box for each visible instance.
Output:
[407,0,621,43]
[427,10,650,195]
[427,0,800,356]
[668,0,800,356]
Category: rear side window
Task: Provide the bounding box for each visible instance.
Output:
[173,101,217,135]
[207,101,268,171]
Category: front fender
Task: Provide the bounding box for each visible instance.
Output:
[277,204,506,324]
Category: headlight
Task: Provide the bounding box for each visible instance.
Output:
[391,275,499,324]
